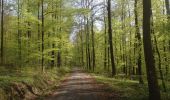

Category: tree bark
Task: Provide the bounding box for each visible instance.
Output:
[51,0,55,68]
[1,0,4,65]
[104,15,107,70]
[17,0,22,67]
[151,15,167,92]
[134,0,143,84]
[143,0,161,99]
[41,0,44,72]
[91,18,95,71]
[107,0,116,76]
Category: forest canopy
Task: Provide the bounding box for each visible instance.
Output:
[0,0,170,100]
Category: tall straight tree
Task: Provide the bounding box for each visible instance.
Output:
[107,0,116,76]
[1,0,4,65]
[91,16,95,71]
[164,0,170,78]
[41,0,45,72]
[51,0,55,68]
[17,0,22,67]
[103,0,109,71]
[38,0,40,52]
[57,0,62,68]
[104,9,107,70]
[165,0,170,18]
[143,0,161,99]
[134,0,143,84]
[165,0,170,51]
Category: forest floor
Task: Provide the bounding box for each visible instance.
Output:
[38,68,170,100]
[0,66,71,100]
[41,68,121,100]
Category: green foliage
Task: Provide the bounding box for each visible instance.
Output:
[93,74,170,100]
[0,66,71,99]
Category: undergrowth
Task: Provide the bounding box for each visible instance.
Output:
[92,74,170,100]
[0,66,71,100]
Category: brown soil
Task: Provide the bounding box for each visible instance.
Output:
[43,68,121,100]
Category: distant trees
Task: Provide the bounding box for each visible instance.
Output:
[73,0,170,99]
[0,0,169,99]
[0,0,75,71]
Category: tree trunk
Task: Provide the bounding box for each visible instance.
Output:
[104,15,107,70]
[57,1,62,68]
[91,19,95,71]
[164,0,170,78]
[151,15,167,92]
[107,0,116,76]
[1,0,4,65]
[51,0,55,68]
[87,20,91,70]
[153,34,167,92]
[165,0,170,17]
[41,0,44,72]
[134,0,143,84]
[27,0,31,64]
[17,0,22,68]
[143,0,161,99]
[80,21,84,67]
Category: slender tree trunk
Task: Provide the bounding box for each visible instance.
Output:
[165,0,170,18]
[107,0,116,76]
[121,1,127,76]
[80,21,84,67]
[18,0,22,68]
[51,0,55,68]
[37,1,41,66]
[85,18,89,69]
[27,0,31,64]
[104,15,107,70]
[108,46,110,72]
[134,0,143,84]
[41,0,44,72]
[153,34,167,92]
[57,1,62,68]
[87,20,91,70]
[163,41,168,77]
[127,1,132,76]
[151,15,166,92]
[1,0,4,65]
[91,19,95,71]
[143,0,161,99]
[80,0,84,67]
[38,1,40,51]
[86,19,91,70]
[164,0,170,79]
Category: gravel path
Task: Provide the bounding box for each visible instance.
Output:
[44,68,120,100]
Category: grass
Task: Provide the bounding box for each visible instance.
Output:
[0,66,71,100]
[92,74,170,100]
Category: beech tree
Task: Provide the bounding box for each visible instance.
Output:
[0,0,169,99]
[143,0,161,99]
[1,0,4,65]
[107,0,116,76]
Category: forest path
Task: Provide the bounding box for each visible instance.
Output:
[44,68,120,100]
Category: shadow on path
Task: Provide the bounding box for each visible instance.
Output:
[43,68,121,100]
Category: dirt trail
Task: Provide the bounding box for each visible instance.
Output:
[44,68,120,100]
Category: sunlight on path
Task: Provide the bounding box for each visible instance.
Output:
[44,68,120,100]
